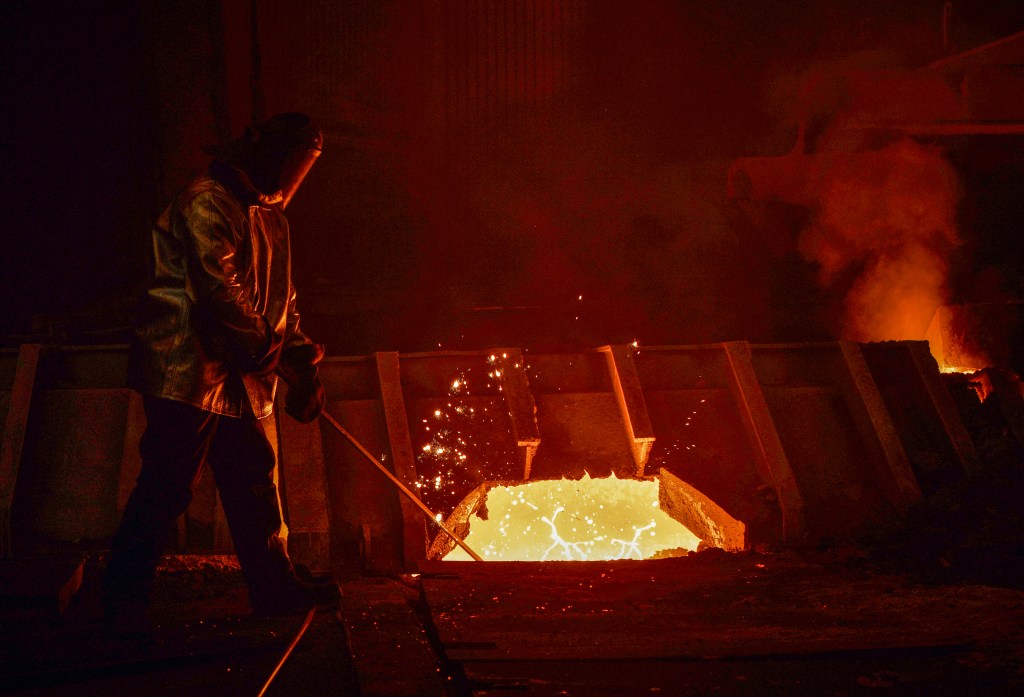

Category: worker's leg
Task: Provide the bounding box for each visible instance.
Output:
[208,414,339,613]
[206,415,293,596]
[103,396,217,626]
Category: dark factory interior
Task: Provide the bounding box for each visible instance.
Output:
[3,2,1024,695]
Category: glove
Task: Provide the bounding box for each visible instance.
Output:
[280,343,326,423]
[278,343,325,381]
[285,374,325,423]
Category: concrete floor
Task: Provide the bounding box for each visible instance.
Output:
[2,549,1023,696]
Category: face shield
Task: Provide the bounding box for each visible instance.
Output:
[277,141,322,210]
[203,113,323,208]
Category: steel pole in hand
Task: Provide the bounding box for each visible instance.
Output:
[316,409,485,562]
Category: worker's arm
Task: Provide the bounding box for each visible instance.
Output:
[180,191,281,371]
[282,281,314,352]
[277,282,326,422]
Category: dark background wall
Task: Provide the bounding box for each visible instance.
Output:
[3,1,1022,354]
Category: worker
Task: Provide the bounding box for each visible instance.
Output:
[103,112,337,640]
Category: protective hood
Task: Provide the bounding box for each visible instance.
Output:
[203,113,323,209]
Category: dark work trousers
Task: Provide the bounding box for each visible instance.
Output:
[103,395,292,607]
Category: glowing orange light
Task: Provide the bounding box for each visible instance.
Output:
[442,473,701,562]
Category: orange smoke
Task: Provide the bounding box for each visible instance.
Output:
[798,139,961,342]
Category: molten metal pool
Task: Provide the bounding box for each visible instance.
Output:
[440,473,703,562]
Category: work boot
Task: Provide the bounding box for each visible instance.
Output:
[103,600,155,643]
[249,574,341,616]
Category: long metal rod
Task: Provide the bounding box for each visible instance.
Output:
[317,409,485,562]
[256,607,316,697]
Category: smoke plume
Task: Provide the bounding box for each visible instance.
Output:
[798,138,961,342]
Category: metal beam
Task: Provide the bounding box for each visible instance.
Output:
[1,344,42,559]
[601,345,656,477]
[375,352,427,570]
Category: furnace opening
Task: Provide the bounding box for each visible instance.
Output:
[429,469,746,561]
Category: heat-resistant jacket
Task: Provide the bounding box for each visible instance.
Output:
[129,164,314,418]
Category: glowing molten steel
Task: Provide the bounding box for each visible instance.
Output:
[442,473,701,562]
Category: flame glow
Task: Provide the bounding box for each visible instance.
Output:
[442,473,701,561]
[925,307,992,376]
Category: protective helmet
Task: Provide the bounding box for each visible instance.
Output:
[204,112,323,209]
